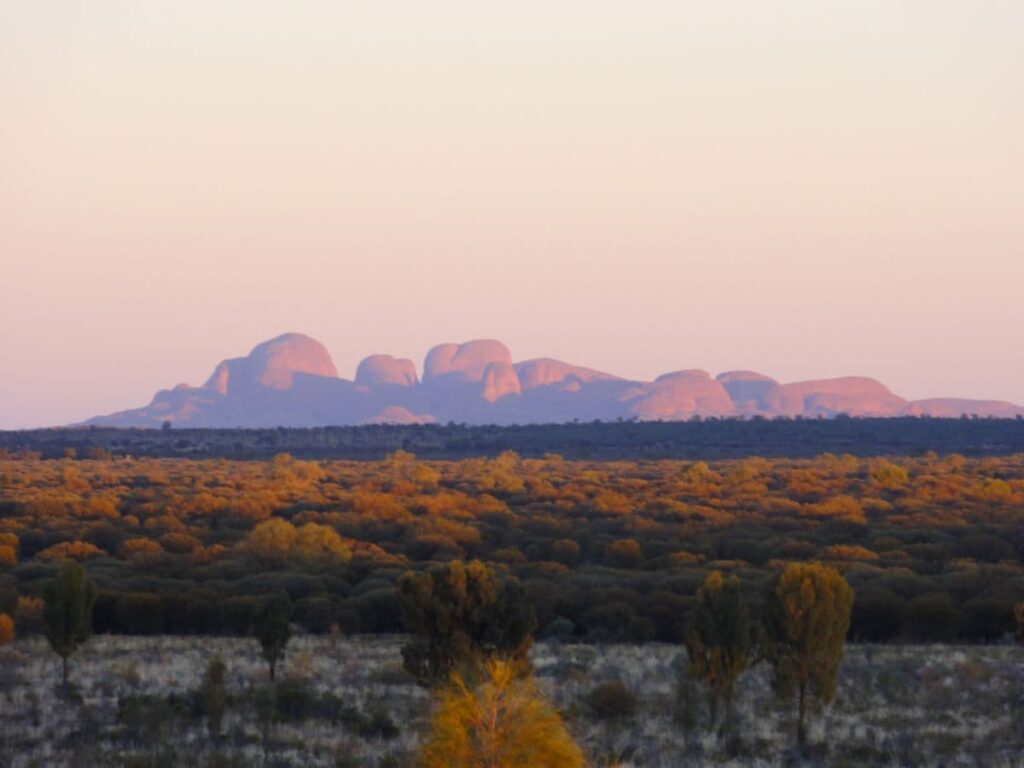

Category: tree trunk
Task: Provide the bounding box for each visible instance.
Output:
[797,683,808,755]
[261,684,276,755]
[62,655,68,686]
[269,660,276,682]
[723,688,734,738]
[708,691,718,732]
[722,687,739,757]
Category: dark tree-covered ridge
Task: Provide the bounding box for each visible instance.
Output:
[3,417,1024,461]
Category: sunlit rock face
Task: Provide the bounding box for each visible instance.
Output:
[628,370,737,420]
[81,334,1024,427]
[481,361,521,402]
[355,355,418,388]
[761,377,906,417]
[365,405,435,425]
[515,358,619,390]
[423,340,512,383]
[204,333,338,395]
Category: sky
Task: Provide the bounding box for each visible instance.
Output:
[1,1,1022,428]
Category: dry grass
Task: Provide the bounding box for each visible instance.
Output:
[0,636,1021,767]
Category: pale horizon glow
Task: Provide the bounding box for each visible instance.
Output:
[2,2,1022,428]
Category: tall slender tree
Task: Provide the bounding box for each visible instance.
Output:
[398,560,536,687]
[765,562,853,754]
[254,593,291,681]
[685,571,755,735]
[201,655,228,740]
[43,561,97,685]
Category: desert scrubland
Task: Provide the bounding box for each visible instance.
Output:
[2,449,1024,766]
[1,635,1022,768]
[2,451,1023,643]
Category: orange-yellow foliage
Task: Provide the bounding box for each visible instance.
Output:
[823,545,879,561]
[0,613,13,647]
[82,495,119,519]
[804,495,865,524]
[294,522,351,563]
[418,660,584,768]
[671,550,706,566]
[413,464,441,488]
[0,532,21,552]
[248,518,298,561]
[191,544,230,564]
[60,464,91,493]
[36,540,105,561]
[871,461,909,490]
[247,518,351,564]
[122,538,165,556]
[160,531,202,554]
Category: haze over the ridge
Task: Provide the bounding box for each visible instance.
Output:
[2,2,1023,428]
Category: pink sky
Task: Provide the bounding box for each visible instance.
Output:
[2,2,1022,428]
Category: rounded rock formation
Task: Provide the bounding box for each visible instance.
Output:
[763,377,906,417]
[902,398,1024,418]
[365,406,435,425]
[204,333,337,394]
[355,354,418,387]
[423,339,512,383]
[716,370,779,412]
[631,370,736,420]
[514,358,618,390]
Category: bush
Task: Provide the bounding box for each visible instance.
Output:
[222,596,259,635]
[903,593,959,641]
[851,587,905,641]
[115,593,165,635]
[539,617,575,641]
[358,705,399,739]
[604,540,644,569]
[275,678,314,721]
[293,596,334,633]
[118,694,185,742]
[586,680,637,721]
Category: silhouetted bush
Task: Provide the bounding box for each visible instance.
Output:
[586,680,638,721]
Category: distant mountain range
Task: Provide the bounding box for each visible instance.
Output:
[82,333,1024,428]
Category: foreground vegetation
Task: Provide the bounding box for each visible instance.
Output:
[0,634,1021,767]
[2,451,1024,643]
[3,447,1024,765]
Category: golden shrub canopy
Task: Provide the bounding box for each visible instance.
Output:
[0,613,14,646]
[418,660,584,768]
[767,562,854,707]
